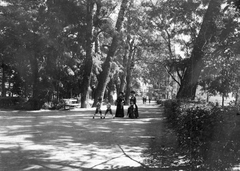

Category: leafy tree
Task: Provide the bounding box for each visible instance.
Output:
[80,0,94,108]
[92,0,129,106]
[142,0,240,101]
[174,0,222,99]
[197,0,240,105]
[0,0,87,107]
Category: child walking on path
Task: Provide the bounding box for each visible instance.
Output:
[93,97,103,119]
[104,100,114,119]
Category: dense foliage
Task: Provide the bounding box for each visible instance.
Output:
[163,100,240,170]
[1,0,240,109]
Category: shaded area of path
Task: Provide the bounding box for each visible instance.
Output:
[0,101,178,171]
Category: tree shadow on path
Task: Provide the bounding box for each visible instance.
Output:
[0,102,184,171]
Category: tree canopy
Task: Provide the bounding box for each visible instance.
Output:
[0,0,240,108]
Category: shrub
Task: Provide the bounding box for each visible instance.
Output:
[15,98,45,110]
[163,99,181,127]
[176,107,219,147]
[0,97,26,108]
[163,100,221,169]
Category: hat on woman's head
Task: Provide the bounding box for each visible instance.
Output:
[130,90,135,94]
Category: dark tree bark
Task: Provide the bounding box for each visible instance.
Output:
[222,93,225,107]
[107,78,115,104]
[119,44,129,93]
[28,52,44,109]
[125,40,136,105]
[81,0,94,108]
[176,0,222,100]
[1,62,6,97]
[93,0,128,106]
[29,53,39,99]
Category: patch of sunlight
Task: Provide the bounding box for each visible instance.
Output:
[60,125,73,128]
[0,144,18,148]
[66,142,83,146]
[43,164,83,171]
[20,120,33,123]
[0,133,57,152]
[44,164,62,169]
[66,114,88,117]
[2,116,35,119]
[139,118,164,122]
[0,134,33,148]
[23,143,56,151]
[40,115,67,118]
[0,111,8,113]
[57,139,74,142]
[6,125,31,129]
[28,109,55,113]
[232,165,240,171]
[38,121,54,124]
[61,167,83,171]
[59,136,72,139]
[172,158,190,167]
[86,146,143,169]
[1,150,12,153]
[112,119,162,124]
[45,143,92,161]
[68,108,98,111]
[84,125,112,133]
[23,165,43,171]
[38,143,146,170]
[0,134,32,143]
[0,134,147,170]
[89,129,112,133]
[138,136,155,139]
[120,145,145,153]
[111,120,145,124]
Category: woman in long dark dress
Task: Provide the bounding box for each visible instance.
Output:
[115,92,125,117]
[128,90,139,118]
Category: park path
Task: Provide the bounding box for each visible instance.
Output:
[0,101,177,171]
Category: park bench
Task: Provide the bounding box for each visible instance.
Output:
[63,98,80,110]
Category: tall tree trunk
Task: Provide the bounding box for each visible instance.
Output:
[119,45,129,93]
[206,92,209,102]
[29,53,39,99]
[29,52,41,109]
[176,0,221,100]
[107,78,115,104]
[81,0,94,108]
[119,34,131,93]
[125,40,136,105]
[24,82,27,98]
[93,0,128,106]
[235,91,238,106]
[1,62,6,97]
[222,93,224,107]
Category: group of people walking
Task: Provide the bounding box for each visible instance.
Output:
[93,90,139,119]
[142,96,151,104]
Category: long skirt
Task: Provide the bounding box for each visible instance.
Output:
[115,105,124,117]
[128,105,139,118]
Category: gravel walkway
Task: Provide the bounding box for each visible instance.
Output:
[0,101,176,171]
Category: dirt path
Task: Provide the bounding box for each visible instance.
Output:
[0,101,176,171]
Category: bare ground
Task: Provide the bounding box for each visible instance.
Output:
[0,101,178,171]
